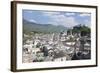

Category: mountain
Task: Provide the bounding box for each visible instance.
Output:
[23,19,68,34]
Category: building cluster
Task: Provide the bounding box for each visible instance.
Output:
[22,31,91,63]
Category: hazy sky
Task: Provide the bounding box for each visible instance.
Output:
[23,10,91,28]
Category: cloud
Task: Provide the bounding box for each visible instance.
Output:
[65,12,75,16]
[84,20,91,27]
[78,13,91,27]
[42,11,60,16]
[28,19,37,23]
[42,12,78,27]
[79,13,91,17]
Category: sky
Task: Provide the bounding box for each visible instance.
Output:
[23,10,91,28]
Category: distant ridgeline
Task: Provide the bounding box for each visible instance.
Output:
[23,19,68,34]
[23,19,90,36]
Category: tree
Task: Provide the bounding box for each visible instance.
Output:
[69,24,91,37]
